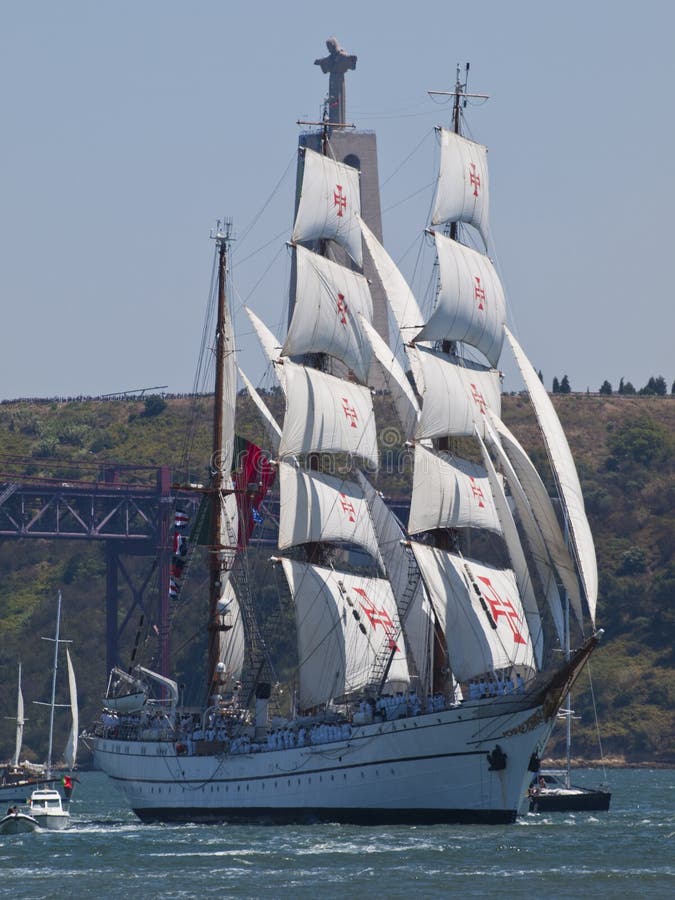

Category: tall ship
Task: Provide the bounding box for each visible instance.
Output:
[87,57,601,825]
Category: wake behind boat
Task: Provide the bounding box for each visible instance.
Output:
[87,49,602,825]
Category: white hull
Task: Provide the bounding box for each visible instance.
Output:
[28,811,69,831]
[93,697,554,824]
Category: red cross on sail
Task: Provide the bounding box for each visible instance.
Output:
[341,397,359,428]
[339,493,356,523]
[469,476,486,508]
[470,383,488,415]
[353,588,399,650]
[336,292,348,325]
[477,576,526,644]
[469,162,481,198]
[473,275,486,311]
[334,184,347,217]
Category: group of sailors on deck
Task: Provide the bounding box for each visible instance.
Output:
[468,672,525,700]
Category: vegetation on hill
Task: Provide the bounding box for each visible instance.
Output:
[0,392,673,767]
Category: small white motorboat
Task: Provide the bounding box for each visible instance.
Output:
[27,788,70,831]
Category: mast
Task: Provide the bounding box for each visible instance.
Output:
[207,220,236,696]
[12,662,24,767]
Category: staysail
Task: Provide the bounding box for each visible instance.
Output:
[505,327,598,624]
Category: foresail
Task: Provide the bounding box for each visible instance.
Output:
[412,346,501,440]
[431,128,490,246]
[278,462,383,567]
[411,543,536,682]
[278,361,378,468]
[283,245,373,382]
[505,327,598,624]
[64,648,78,771]
[292,148,363,267]
[408,443,503,536]
[414,232,505,367]
[281,559,409,709]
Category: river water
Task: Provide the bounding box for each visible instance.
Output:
[1,768,673,899]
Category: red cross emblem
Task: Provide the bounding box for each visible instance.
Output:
[469,476,485,508]
[354,588,398,650]
[339,493,356,522]
[334,184,347,217]
[469,162,481,198]
[342,397,359,428]
[470,383,488,415]
[473,275,486,311]
[336,292,348,325]
[477,576,526,645]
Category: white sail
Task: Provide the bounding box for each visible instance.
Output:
[278,462,383,566]
[238,368,282,454]
[411,543,536,682]
[413,346,502,440]
[13,663,24,767]
[359,314,420,439]
[292,148,363,267]
[283,246,373,382]
[217,578,246,689]
[431,128,490,245]
[357,472,434,693]
[414,232,505,367]
[487,411,581,629]
[505,327,598,624]
[484,417,565,643]
[408,443,503,536]
[245,306,285,383]
[477,431,543,667]
[278,361,378,468]
[63,648,78,771]
[281,559,409,709]
[359,217,424,342]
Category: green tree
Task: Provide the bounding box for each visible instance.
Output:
[599,380,612,395]
[142,395,167,417]
[552,376,560,393]
[560,374,571,394]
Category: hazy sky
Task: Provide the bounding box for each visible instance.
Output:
[1,1,673,401]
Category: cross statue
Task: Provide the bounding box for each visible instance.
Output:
[314,37,357,125]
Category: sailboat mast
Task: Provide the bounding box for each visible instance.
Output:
[207,221,235,694]
[46,590,62,775]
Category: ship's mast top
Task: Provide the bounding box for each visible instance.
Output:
[428,62,489,136]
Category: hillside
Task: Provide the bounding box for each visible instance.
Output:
[0,392,673,767]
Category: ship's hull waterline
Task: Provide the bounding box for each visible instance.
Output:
[93,699,554,825]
